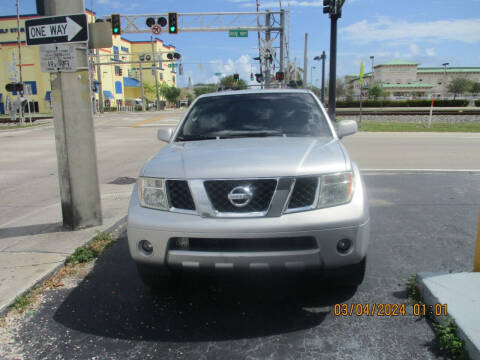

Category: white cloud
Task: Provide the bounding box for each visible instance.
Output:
[425,48,436,57]
[409,44,420,56]
[341,17,480,44]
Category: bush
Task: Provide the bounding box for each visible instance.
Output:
[475,99,480,107]
[336,99,469,108]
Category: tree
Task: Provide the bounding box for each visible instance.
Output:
[447,78,471,100]
[163,86,181,105]
[367,84,382,100]
[193,84,217,97]
[220,75,248,90]
[186,93,195,104]
[470,81,480,96]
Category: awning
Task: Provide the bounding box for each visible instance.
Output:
[45,91,51,101]
[103,90,114,99]
[123,77,140,87]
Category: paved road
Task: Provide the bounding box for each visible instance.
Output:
[0,111,183,227]
[3,173,479,359]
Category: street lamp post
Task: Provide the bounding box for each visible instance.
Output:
[314,51,327,104]
[370,55,374,74]
[442,62,449,99]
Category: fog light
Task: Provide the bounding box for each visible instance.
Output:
[176,237,189,249]
[140,240,153,253]
[337,238,352,254]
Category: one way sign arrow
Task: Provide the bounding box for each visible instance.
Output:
[25,14,88,46]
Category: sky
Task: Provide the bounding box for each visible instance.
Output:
[2,0,480,87]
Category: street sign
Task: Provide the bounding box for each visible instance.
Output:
[152,25,161,35]
[167,63,178,68]
[39,44,78,72]
[214,72,222,76]
[229,29,248,37]
[25,14,88,46]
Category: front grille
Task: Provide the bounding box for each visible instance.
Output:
[204,179,277,213]
[169,237,318,252]
[288,177,318,209]
[166,180,196,211]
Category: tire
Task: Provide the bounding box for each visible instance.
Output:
[323,257,367,287]
[136,263,177,292]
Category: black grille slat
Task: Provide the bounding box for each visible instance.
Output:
[288,177,318,209]
[170,237,318,252]
[166,180,196,211]
[204,179,277,213]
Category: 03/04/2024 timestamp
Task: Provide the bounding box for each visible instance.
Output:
[334,303,448,317]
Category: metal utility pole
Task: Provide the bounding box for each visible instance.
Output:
[139,61,145,111]
[279,9,285,86]
[323,0,345,121]
[264,10,271,88]
[16,0,25,124]
[255,0,263,85]
[303,33,308,88]
[44,0,102,229]
[151,36,161,110]
[328,16,338,120]
[442,62,449,99]
[96,49,104,113]
[321,52,327,103]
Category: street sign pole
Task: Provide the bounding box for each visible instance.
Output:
[42,0,102,229]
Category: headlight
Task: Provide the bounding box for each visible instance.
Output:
[318,172,354,208]
[138,177,169,210]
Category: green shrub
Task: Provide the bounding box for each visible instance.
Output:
[474,99,480,106]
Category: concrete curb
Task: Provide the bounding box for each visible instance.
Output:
[417,272,480,360]
[0,215,127,318]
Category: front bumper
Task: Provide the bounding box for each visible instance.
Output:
[127,170,370,272]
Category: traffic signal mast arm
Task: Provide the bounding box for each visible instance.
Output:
[104,11,284,34]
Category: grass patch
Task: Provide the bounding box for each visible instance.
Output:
[406,274,469,360]
[65,231,116,265]
[11,291,39,314]
[358,121,480,132]
[0,122,46,131]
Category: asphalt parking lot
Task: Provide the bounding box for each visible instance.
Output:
[4,172,479,360]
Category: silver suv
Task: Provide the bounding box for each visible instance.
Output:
[127,89,369,288]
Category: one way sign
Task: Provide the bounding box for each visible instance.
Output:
[25,14,88,46]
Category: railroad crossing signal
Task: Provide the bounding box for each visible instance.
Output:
[5,83,23,93]
[323,0,345,18]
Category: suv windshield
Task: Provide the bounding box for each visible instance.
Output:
[175,93,332,141]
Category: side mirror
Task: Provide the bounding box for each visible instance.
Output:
[337,120,358,139]
[157,127,174,142]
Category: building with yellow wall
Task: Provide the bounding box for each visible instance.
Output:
[0,10,178,115]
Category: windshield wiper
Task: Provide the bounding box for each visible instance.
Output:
[216,130,285,139]
[176,134,218,141]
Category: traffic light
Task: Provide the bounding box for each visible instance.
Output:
[146,17,155,27]
[275,72,285,81]
[167,52,181,60]
[250,73,254,81]
[119,68,123,76]
[323,0,334,14]
[179,64,184,75]
[233,73,239,81]
[5,83,23,92]
[255,73,263,83]
[111,14,121,35]
[168,12,178,34]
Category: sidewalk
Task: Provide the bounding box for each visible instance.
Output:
[417,272,480,360]
[0,184,133,315]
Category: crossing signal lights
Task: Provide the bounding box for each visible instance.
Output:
[146,17,155,27]
[111,14,121,35]
[168,12,178,34]
[275,72,285,81]
[323,0,334,14]
[167,52,181,60]
[5,83,23,92]
[158,17,167,27]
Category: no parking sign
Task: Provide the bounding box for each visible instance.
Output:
[152,25,161,34]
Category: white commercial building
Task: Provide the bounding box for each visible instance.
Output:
[347,59,480,99]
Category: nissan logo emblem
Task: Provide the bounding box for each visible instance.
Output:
[227,186,253,207]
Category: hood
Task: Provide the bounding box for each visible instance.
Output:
[142,137,349,179]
